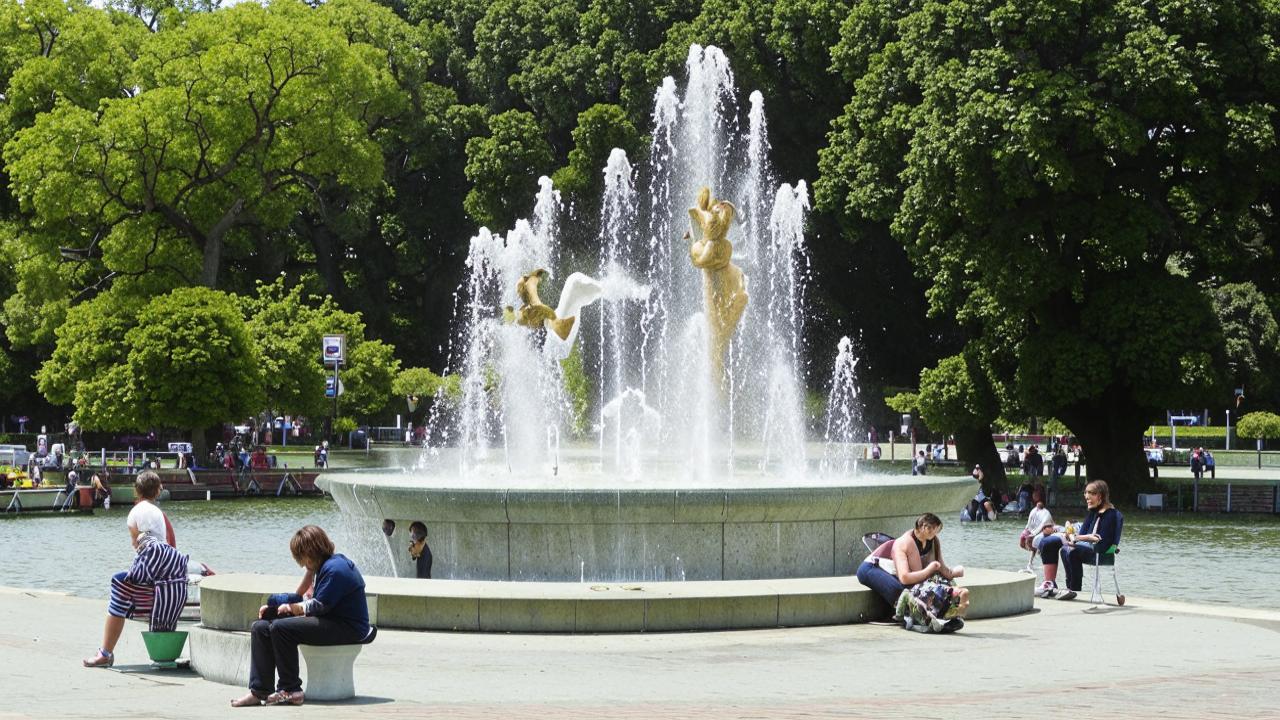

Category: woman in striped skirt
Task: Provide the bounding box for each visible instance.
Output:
[83,471,189,668]
[83,534,189,667]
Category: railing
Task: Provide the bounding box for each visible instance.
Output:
[365,426,410,443]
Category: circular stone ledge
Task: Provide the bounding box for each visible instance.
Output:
[318,473,978,582]
[198,569,1033,635]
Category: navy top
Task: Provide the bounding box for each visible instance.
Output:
[415,545,433,579]
[1081,507,1121,551]
[305,553,370,638]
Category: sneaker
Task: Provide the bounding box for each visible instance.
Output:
[1057,590,1077,601]
[1035,581,1057,598]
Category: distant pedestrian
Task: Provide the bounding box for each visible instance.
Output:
[1022,445,1044,480]
[1049,448,1068,505]
[1190,448,1204,481]
[913,451,927,476]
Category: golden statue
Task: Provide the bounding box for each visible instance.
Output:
[510,268,604,358]
[686,186,748,383]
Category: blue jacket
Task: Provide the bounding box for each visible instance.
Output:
[1081,507,1121,552]
[303,553,370,638]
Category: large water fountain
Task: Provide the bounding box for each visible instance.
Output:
[320,45,974,584]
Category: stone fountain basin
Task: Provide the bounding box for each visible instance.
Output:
[189,570,1032,687]
[319,473,976,583]
[195,570,1033,636]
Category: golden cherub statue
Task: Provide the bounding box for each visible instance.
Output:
[686,186,748,384]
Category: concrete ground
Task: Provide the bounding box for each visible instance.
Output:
[3,585,1277,719]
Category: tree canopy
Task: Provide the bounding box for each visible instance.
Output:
[242,277,400,424]
[0,0,1276,475]
[817,0,1280,493]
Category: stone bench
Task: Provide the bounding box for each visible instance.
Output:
[189,625,377,701]
[299,641,365,701]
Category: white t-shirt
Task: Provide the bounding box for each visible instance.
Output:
[127,500,167,545]
[1024,505,1054,535]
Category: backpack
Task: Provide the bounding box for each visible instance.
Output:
[894,574,965,633]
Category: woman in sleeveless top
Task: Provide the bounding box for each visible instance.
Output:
[856,512,966,615]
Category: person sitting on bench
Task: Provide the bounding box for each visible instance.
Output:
[231,525,373,707]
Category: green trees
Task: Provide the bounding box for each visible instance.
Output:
[37,287,262,442]
[1236,411,1280,446]
[916,352,1005,482]
[463,110,554,230]
[818,0,1279,495]
[242,278,398,426]
[551,104,645,200]
[5,0,400,292]
[1211,283,1280,410]
[1,0,417,435]
[0,0,1275,476]
[126,288,264,434]
[392,366,460,426]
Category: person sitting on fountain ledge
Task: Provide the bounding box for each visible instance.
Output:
[231,525,373,707]
[855,513,969,633]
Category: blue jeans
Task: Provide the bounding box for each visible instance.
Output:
[856,561,903,617]
[1061,542,1097,592]
[1039,535,1064,565]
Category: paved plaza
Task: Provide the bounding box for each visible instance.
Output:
[2,585,1277,719]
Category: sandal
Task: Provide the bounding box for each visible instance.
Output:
[264,690,304,706]
[231,693,265,708]
[82,649,114,668]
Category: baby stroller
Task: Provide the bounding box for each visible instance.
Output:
[861,532,894,554]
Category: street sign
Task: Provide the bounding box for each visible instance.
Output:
[322,334,346,365]
[325,377,345,398]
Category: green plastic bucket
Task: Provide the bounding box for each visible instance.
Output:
[141,631,189,662]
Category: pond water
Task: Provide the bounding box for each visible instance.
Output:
[1,498,1273,608]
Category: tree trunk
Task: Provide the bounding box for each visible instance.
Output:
[198,199,245,289]
[302,220,348,300]
[1060,399,1152,503]
[954,425,1006,490]
[190,427,212,467]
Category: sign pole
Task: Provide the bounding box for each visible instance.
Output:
[322,333,347,445]
[333,360,341,444]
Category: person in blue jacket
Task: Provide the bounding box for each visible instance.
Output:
[1056,480,1122,601]
[231,525,374,707]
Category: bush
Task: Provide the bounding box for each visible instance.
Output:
[1236,411,1280,440]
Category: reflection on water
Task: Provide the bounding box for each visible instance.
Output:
[1,498,1275,607]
